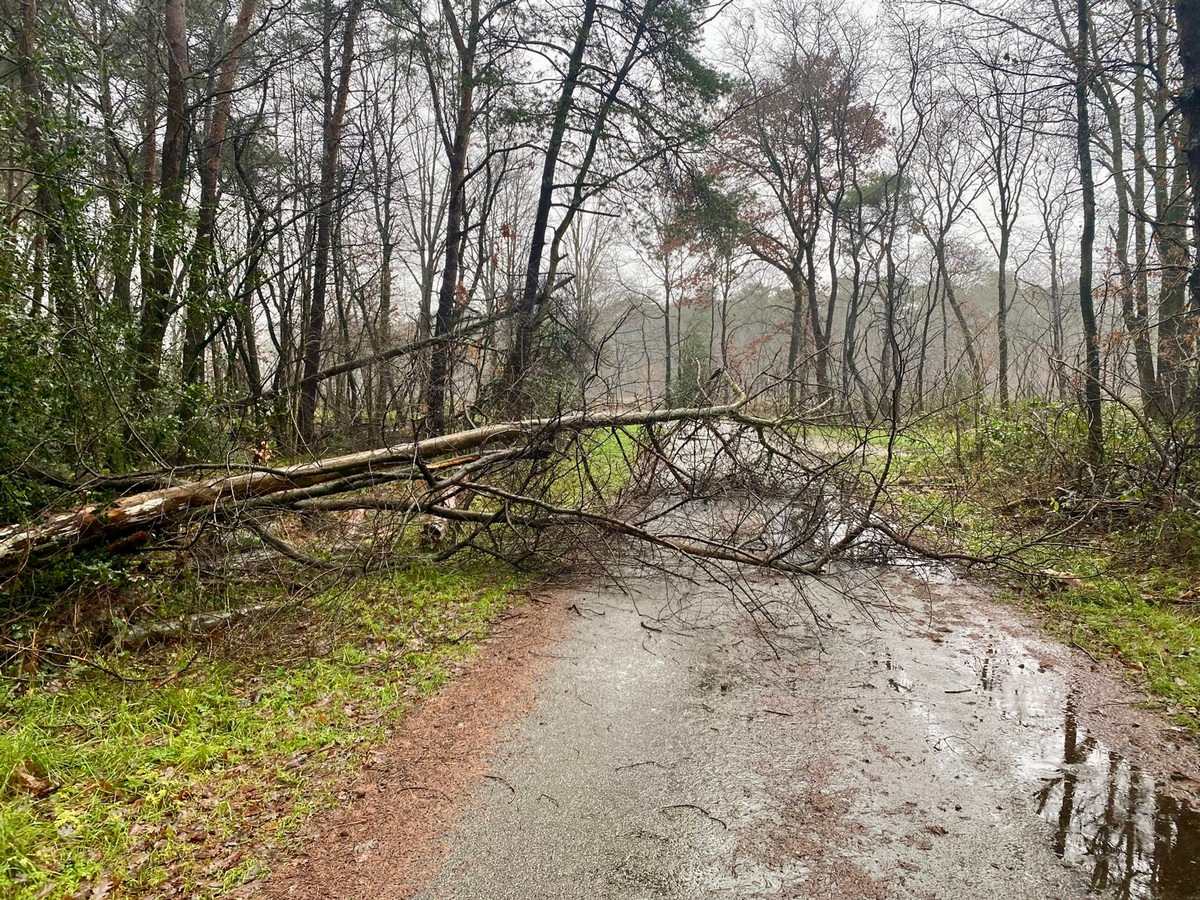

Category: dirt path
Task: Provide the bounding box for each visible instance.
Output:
[248,564,1200,899]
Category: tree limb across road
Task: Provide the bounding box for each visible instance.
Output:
[0,400,749,575]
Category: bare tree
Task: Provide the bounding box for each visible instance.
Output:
[961,37,1039,410]
[722,1,885,407]
[910,35,989,393]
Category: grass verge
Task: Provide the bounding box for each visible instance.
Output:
[874,407,1200,731]
[1,560,521,899]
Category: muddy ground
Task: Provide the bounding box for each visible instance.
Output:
[247,561,1200,899]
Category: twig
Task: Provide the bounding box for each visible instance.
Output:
[660,803,729,829]
[484,774,516,796]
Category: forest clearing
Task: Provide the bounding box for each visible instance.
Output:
[4,0,1200,895]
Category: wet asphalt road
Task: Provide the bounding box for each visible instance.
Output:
[413,562,1200,900]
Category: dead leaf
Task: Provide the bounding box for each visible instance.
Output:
[72,874,115,900]
[11,762,52,797]
[91,874,115,900]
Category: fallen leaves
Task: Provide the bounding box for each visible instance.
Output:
[10,761,53,798]
[72,873,116,900]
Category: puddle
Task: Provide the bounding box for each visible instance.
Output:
[894,629,1200,898]
[1027,695,1200,898]
[873,624,1200,897]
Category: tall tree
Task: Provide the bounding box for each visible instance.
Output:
[503,0,721,412]
[181,0,263,408]
[133,0,191,408]
[297,0,365,448]
[963,42,1037,410]
[912,92,988,391]
[15,0,78,339]
[1075,0,1103,463]
[1177,0,1200,378]
[417,0,518,432]
[723,5,884,407]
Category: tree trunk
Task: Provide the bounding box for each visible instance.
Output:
[17,0,76,344]
[0,400,747,574]
[506,0,599,409]
[1131,0,1160,412]
[1153,10,1191,416]
[842,236,869,411]
[804,241,830,402]
[137,17,158,304]
[1047,232,1069,401]
[996,226,1010,409]
[297,0,364,448]
[424,0,479,433]
[935,241,983,388]
[97,48,135,318]
[786,269,807,408]
[373,239,395,440]
[1077,0,1103,465]
[181,0,261,407]
[1175,0,1200,430]
[133,0,190,408]
[1099,86,1158,411]
[915,279,938,411]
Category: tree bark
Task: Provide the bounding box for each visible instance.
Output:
[297,0,364,448]
[786,269,807,408]
[1077,0,1103,465]
[133,0,190,407]
[804,241,830,402]
[424,0,480,434]
[1130,1,1160,411]
[1177,0,1200,363]
[996,224,1010,409]
[1153,9,1191,415]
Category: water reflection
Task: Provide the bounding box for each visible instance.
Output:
[987,668,1200,897]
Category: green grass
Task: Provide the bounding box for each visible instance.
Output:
[579,427,641,495]
[550,426,642,508]
[0,561,521,898]
[1030,578,1200,719]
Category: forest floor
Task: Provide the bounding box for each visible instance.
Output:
[239,558,1200,899]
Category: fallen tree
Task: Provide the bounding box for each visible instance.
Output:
[5,389,1078,661]
[2,392,1049,613]
[0,399,752,576]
